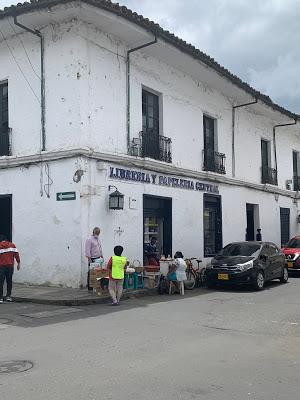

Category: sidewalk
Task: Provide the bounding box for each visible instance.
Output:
[13,283,155,306]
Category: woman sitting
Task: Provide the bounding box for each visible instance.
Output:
[167,251,187,295]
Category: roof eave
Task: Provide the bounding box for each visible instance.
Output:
[0,0,299,121]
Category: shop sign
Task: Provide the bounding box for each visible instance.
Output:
[109,167,219,194]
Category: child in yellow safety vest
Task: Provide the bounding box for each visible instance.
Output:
[107,246,128,305]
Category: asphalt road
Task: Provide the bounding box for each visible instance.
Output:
[1,277,300,400]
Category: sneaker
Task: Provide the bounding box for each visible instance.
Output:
[0,299,4,304]
[5,297,13,302]
[111,301,118,306]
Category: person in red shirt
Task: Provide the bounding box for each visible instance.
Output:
[0,234,21,303]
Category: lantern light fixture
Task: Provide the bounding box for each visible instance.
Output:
[108,185,124,210]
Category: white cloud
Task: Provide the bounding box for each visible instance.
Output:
[248,51,300,106]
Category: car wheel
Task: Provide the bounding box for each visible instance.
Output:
[280,267,289,283]
[254,271,265,290]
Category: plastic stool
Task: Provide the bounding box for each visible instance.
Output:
[134,272,144,289]
[124,273,135,290]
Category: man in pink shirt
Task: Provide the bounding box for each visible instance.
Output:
[85,227,103,291]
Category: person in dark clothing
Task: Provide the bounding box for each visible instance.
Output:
[0,234,21,303]
[256,229,262,241]
[144,237,160,266]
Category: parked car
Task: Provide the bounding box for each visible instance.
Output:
[282,236,300,273]
[205,241,288,290]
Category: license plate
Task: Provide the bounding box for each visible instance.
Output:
[218,273,229,280]
[287,261,293,269]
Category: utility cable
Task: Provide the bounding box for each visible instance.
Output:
[0,26,41,103]
[7,20,41,80]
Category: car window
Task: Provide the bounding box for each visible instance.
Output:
[286,238,300,248]
[220,243,261,257]
[270,244,279,254]
[261,245,277,257]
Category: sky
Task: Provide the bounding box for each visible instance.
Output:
[1,0,299,114]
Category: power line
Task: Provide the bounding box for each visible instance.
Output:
[0,26,41,103]
[8,19,41,81]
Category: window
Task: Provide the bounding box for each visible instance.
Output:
[203,194,222,257]
[293,151,299,191]
[286,238,300,248]
[261,139,277,185]
[0,82,9,156]
[280,208,290,246]
[142,89,159,135]
[141,89,171,163]
[203,115,225,174]
[261,139,270,169]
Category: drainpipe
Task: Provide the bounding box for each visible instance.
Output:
[273,119,297,173]
[232,98,258,177]
[127,36,157,154]
[14,15,46,151]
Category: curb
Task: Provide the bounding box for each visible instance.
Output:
[13,288,158,306]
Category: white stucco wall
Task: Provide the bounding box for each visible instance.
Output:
[0,31,41,155]
[0,156,299,287]
[0,158,84,287]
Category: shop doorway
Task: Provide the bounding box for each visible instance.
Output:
[246,203,260,241]
[0,195,12,240]
[203,194,222,257]
[143,195,172,263]
[280,208,290,246]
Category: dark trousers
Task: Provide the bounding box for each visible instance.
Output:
[0,266,14,299]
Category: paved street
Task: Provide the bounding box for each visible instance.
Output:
[1,278,300,400]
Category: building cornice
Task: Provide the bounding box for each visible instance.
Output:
[0,148,298,200]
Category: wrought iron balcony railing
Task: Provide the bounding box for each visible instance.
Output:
[261,166,278,185]
[202,149,226,174]
[141,131,172,163]
[0,128,11,156]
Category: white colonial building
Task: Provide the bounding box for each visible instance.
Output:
[0,0,299,287]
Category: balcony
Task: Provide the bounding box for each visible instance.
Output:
[261,166,278,185]
[202,149,226,174]
[0,128,11,156]
[140,131,172,163]
[294,175,300,191]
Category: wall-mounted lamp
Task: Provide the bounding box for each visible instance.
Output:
[274,193,279,202]
[108,185,124,210]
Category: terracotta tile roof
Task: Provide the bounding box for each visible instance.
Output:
[1,0,299,120]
